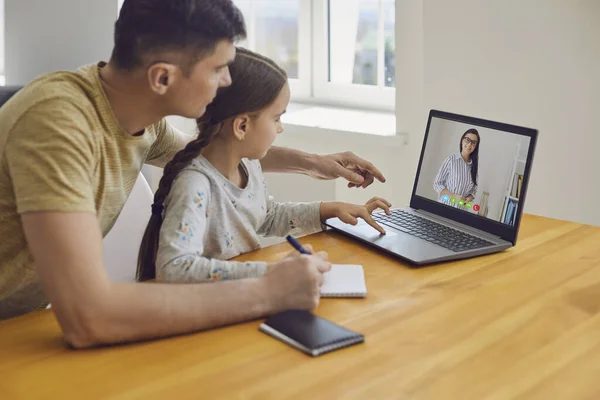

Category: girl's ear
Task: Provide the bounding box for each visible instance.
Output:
[232,114,250,141]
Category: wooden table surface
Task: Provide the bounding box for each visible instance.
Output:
[2,214,600,399]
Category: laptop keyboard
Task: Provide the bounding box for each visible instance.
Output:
[372,210,495,253]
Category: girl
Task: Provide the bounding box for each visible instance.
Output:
[433,128,480,208]
[137,48,391,283]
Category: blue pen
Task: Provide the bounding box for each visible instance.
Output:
[285,235,310,255]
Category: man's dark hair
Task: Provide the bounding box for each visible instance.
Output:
[111,0,246,71]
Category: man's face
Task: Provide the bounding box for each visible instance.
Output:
[169,40,236,119]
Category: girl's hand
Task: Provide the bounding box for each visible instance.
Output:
[365,197,392,215]
[320,197,392,235]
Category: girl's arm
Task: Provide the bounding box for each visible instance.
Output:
[157,171,268,283]
[257,196,323,238]
[255,160,323,238]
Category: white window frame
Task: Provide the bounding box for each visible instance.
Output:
[308,0,394,111]
[239,0,395,112]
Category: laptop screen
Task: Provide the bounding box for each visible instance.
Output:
[414,115,533,227]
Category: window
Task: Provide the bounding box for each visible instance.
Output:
[235,1,300,79]
[234,0,311,100]
[234,0,395,111]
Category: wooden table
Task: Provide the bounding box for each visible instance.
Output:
[2,214,600,399]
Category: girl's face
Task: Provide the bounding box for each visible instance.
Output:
[244,82,290,159]
[462,133,478,155]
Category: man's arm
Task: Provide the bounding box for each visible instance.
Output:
[260,146,386,189]
[22,212,329,348]
[144,123,386,188]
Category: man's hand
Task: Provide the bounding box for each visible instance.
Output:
[320,197,392,235]
[279,243,325,260]
[259,147,386,189]
[263,251,332,311]
[307,151,386,189]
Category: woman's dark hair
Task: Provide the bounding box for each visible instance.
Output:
[137,47,288,281]
[112,0,246,72]
[460,128,480,186]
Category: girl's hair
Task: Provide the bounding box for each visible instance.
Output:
[459,128,480,186]
[137,47,288,281]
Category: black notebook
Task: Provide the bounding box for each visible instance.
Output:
[259,310,365,356]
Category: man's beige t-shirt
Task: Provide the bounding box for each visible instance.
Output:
[0,63,177,319]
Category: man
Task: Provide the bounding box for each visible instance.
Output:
[0,0,385,347]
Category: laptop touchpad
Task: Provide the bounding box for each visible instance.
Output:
[352,224,398,241]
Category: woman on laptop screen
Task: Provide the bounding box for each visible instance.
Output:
[433,128,480,208]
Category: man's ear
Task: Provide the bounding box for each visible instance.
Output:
[147,63,180,95]
[232,114,250,141]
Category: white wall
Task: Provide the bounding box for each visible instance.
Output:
[4,0,117,85]
[417,0,600,225]
[4,0,156,182]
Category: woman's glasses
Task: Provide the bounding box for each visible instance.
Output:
[463,137,478,146]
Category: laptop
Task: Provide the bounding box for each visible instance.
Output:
[324,109,538,265]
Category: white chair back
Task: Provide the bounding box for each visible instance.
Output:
[102,173,153,282]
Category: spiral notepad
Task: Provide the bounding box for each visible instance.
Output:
[259,310,365,356]
[320,264,367,298]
